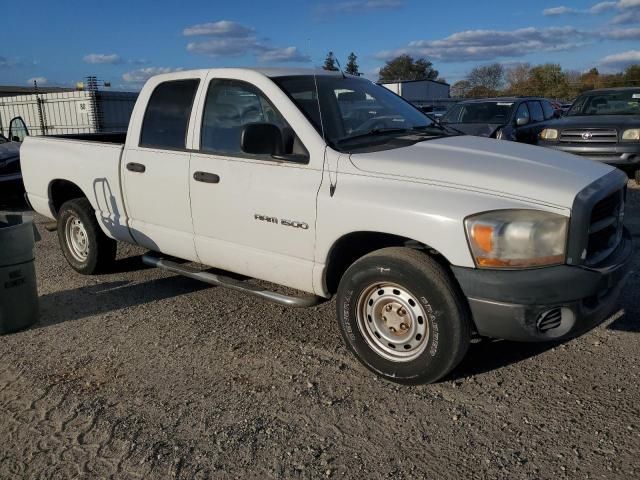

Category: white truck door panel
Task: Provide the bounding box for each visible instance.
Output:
[188,76,321,292]
[190,154,319,292]
[121,78,202,261]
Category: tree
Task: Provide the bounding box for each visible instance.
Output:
[323,51,339,71]
[450,80,471,98]
[378,54,438,82]
[505,63,531,96]
[345,52,360,76]
[529,64,569,99]
[466,63,505,96]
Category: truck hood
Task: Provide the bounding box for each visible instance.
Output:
[349,135,613,208]
[550,115,640,129]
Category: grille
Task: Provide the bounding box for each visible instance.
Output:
[559,129,618,143]
[537,308,562,333]
[586,189,624,264]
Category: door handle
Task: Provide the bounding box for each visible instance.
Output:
[126,162,146,173]
[193,171,220,184]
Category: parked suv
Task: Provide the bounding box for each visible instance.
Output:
[440,97,558,143]
[538,87,640,183]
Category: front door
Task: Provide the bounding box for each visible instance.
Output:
[121,77,202,261]
[189,77,321,292]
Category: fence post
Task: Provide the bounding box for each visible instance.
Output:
[87,76,103,133]
[34,80,48,136]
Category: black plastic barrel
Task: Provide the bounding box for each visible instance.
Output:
[0,214,39,334]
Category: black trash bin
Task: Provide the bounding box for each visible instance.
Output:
[0,214,39,334]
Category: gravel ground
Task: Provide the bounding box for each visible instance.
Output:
[1,181,639,479]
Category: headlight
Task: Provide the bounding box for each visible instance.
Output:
[539,128,559,141]
[622,129,640,141]
[465,210,568,268]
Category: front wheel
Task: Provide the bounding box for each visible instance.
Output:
[57,198,117,274]
[336,247,470,384]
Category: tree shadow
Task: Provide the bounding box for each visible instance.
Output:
[34,276,212,329]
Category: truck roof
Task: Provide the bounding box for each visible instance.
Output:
[150,67,349,82]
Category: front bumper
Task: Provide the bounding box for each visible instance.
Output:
[451,228,634,342]
[538,142,640,168]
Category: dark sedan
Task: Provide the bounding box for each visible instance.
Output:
[440,97,559,143]
[537,87,639,183]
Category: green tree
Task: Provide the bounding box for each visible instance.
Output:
[378,54,438,82]
[529,64,569,99]
[466,63,505,96]
[345,52,359,76]
[323,51,339,71]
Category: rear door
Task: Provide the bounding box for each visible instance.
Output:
[121,76,204,260]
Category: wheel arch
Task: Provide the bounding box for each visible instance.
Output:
[48,179,89,218]
[323,230,452,295]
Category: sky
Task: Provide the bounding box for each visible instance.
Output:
[1,0,639,90]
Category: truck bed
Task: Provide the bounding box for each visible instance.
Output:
[48,132,127,144]
[21,134,134,244]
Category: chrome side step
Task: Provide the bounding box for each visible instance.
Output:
[142,253,324,308]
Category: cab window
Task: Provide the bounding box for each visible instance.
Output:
[527,101,544,123]
[541,101,555,120]
[140,79,200,149]
[200,79,304,157]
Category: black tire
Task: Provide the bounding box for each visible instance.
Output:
[57,198,117,274]
[336,247,470,384]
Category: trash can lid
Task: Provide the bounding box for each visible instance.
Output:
[0,214,36,266]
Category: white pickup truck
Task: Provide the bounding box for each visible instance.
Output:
[21,68,633,384]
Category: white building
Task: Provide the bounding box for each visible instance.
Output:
[379,79,450,103]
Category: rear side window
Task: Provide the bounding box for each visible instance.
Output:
[140,79,200,149]
[541,101,555,120]
[527,101,544,123]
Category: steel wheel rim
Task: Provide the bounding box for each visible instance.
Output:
[65,214,89,262]
[356,282,430,362]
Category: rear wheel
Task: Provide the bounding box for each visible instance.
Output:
[336,247,470,384]
[57,198,116,274]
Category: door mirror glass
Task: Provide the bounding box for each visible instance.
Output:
[9,116,28,142]
[241,123,284,156]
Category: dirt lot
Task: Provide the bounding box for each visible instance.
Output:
[1,182,639,479]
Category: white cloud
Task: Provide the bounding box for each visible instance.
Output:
[122,67,183,83]
[316,0,404,16]
[183,20,254,37]
[543,6,577,15]
[83,53,122,64]
[187,37,263,57]
[376,27,589,63]
[611,9,640,23]
[258,47,311,63]
[590,1,618,13]
[603,27,640,38]
[27,77,47,85]
[183,19,309,64]
[600,49,640,68]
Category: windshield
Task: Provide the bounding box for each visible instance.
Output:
[442,101,515,124]
[568,90,640,116]
[273,75,450,150]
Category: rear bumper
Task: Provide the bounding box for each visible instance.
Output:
[451,229,634,342]
[538,142,640,168]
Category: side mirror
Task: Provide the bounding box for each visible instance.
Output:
[241,123,283,156]
[516,116,529,126]
[11,136,20,142]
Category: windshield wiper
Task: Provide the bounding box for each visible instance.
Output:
[335,127,416,145]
